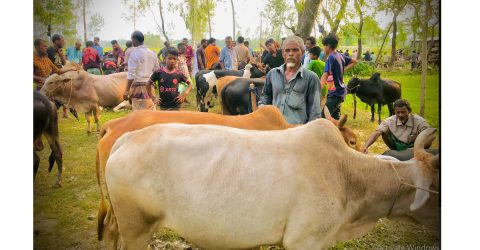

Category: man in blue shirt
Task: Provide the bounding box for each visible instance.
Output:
[66,41,82,64]
[219,36,235,70]
[320,33,356,120]
[93,36,104,60]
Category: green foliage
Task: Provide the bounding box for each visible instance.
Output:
[87,13,105,39]
[34,0,77,41]
[265,0,296,38]
[345,61,375,77]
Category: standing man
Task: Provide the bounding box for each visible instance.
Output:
[124,31,159,111]
[244,41,254,57]
[196,39,208,71]
[177,43,190,80]
[302,36,316,68]
[158,41,172,66]
[82,41,102,75]
[47,34,66,68]
[124,40,134,71]
[182,38,194,75]
[233,36,251,70]
[410,50,418,70]
[219,36,236,70]
[307,46,327,99]
[320,33,356,120]
[93,37,104,61]
[263,38,285,70]
[259,36,321,124]
[66,41,82,65]
[205,38,221,69]
[362,99,433,153]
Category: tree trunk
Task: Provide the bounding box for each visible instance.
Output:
[208,15,212,38]
[158,0,169,42]
[375,22,393,66]
[133,0,136,30]
[390,13,398,67]
[296,0,322,38]
[82,0,87,44]
[420,0,432,117]
[355,0,363,60]
[230,0,235,40]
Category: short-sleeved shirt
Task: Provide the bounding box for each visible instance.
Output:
[219,47,235,70]
[177,54,190,78]
[111,47,125,62]
[127,45,159,83]
[196,46,206,70]
[263,49,285,69]
[260,64,321,124]
[150,68,188,109]
[66,47,82,64]
[93,44,104,59]
[205,44,220,69]
[185,45,194,68]
[376,114,431,144]
[233,44,250,65]
[34,53,60,89]
[47,46,64,68]
[324,52,352,98]
[307,59,326,79]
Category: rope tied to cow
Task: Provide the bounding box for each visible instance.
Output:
[247,83,261,113]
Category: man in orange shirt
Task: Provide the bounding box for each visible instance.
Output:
[204,37,221,70]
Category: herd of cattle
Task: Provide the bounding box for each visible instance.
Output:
[34,62,438,249]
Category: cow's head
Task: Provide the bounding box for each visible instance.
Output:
[347,77,362,94]
[40,71,79,100]
[390,128,440,228]
[323,106,359,151]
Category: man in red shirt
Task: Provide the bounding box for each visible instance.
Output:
[182,38,194,76]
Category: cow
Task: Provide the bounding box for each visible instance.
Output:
[382,148,439,161]
[40,70,128,133]
[104,121,439,250]
[96,106,362,246]
[195,63,267,112]
[34,91,63,187]
[219,76,266,115]
[347,72,401,123]
[322,106,359,151]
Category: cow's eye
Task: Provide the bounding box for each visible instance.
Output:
[350,140,356,145]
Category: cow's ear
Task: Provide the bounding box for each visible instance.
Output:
[338,114,347,129]
[371,72,380,81]
[410,166,434,211]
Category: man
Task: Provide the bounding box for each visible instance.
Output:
[219,36,236,70]
[263,38,285,69]
[244,41,254,57]
[82,41,102,75]
[320,33,356,120]
[124,31,159,111]
[196,39,208,71]
[177,43,190,80]
[124,40,134,71]
[47,34,67,68]
[110,40,125,70]
[93,37,104,60]
[205,38,221,69]
[158,41,172,65]
[233,36,251,70]
[66,41,82,64]
[302,36,316,68]
[182,38,194,74]
[34,39,79,90]
[259,36,321,124]
[363,50,371,61]
[410,50,418,70]
[344,49,350,57]
[362,99,433,153]
[306,46,327,98]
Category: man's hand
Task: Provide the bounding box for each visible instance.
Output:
[123,93,129,101]
[153,98,161,105]
[175,93,187,103]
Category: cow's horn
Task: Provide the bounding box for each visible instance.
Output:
[323,105,332,119]
[413,128,436,155]
[338,114,347,129]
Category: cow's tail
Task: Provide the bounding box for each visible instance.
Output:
[96,148,107,241]
[353,93,357,119]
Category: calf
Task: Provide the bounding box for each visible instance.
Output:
[34,91,63,187]
[347,72,401,123]
[104,122,439,249]
[220,77,266,115]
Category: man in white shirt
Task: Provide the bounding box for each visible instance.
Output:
[302,36,316,68]
[124,31,159,111]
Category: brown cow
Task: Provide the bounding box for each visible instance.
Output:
[96,105,360,243]
[40,70,128,133]
[323,106,359,151]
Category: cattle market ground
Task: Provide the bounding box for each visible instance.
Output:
[34,70,440,250]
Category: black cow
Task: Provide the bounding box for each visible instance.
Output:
[34,91,63,187]
[221,78,266,115]
[347,72,401,123]
[195,63,267,112]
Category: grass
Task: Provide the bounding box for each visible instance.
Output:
[34,70,439,249]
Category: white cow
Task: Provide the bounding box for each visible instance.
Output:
[105,121,439,250]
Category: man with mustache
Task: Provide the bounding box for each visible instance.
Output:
[259,36,321,124]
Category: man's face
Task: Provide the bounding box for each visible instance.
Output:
[323,44,332,55]
[55,37,65,48]
[305,40,313,50]
[112,43,119,50]
[165,42,170,47]
[282,41,303,68]
[94,38,99,45]
[202,41,207,48]
[36,42,48,56]
[309,53,317,60]
[226,38,233,48]
[394,106,410,122]
[75,42,81,50]
[266,42,276,53]
[166,54,178,69]
[183,39,188,45]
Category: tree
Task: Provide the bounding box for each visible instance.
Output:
[321,0,348,34]
[265,0,296,39]
[419,0,432,117]
[87,14,105,39]
[139,0,170,42]
[295,0,322,38]
[354,0,366,60]
[34,0,78,42]
[377,0,409,66]
[230,0,236,40]
[205,0,216,38]
[122,0,145,30]
[170,0,210,46]
[82,0,89,44]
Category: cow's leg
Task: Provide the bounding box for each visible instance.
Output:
[85,111,93,134]
[34,150,40,182]
[115,211,158,250]
[283,211,327,250]
[104,210,120,250]
[370,104,375,122]
[62,105,69,118]
[93,105,101,132]
[377,103,382,124]
[45,134,63,187]
[387,102,394,116]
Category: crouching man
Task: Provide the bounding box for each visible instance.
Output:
[362,99,433,153]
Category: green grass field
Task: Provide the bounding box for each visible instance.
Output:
[34,70,439,249]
